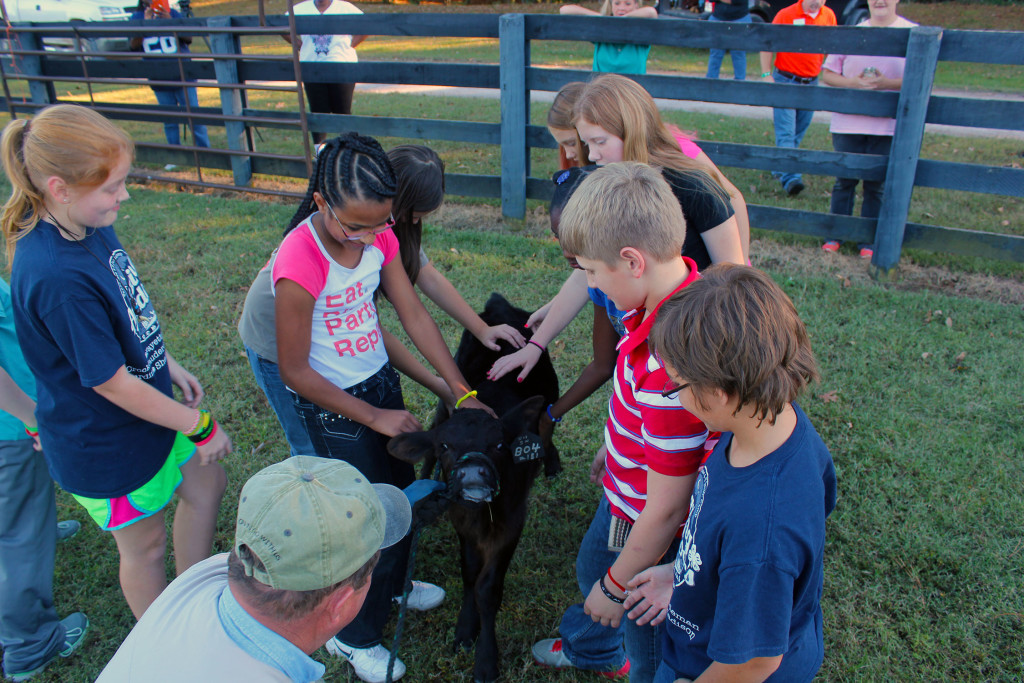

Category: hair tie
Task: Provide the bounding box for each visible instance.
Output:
[555,170,571,185]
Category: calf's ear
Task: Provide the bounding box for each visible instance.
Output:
[388,431,435,464]
[500,395,546,442]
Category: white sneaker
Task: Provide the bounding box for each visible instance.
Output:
[394,580,445,611]
[325,639,405,683]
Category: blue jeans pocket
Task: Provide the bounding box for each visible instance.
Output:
[317,409,366,442]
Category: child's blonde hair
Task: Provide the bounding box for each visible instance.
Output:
[649,264,820,425]
[597,0,642,16]
[558,162,685,266]
[573,73,728,198]
[1,104,134,265]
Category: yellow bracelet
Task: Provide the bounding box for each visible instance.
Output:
[454,390,478,409]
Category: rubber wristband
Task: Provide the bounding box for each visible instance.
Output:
[184,409,202,436]
[546,403,562,424]
[455,390,478,409]
[599,575,625,604]
[195,421,219,447]
[761,71,771,77]
[23,425,38,438]
[527,339,545,353]
[606,568,626,593]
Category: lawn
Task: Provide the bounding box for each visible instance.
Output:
[7,181,1022,682]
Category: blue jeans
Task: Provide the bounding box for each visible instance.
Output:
[830,132,892,219]
[152,86,210,148]
[559,497,681,683]
[706,14,750,80]
[654,660,684,683]
[0,439,62,677]
[244,346,315,458]
[771,69,818,188]
[293,363,415,647]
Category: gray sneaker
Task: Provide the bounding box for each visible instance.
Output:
[5,612,88,681]
[56,520,80,543]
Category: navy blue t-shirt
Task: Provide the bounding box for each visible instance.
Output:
[663,403,837,681]
[11,221,175,498]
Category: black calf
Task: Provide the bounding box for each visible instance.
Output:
[388,293,559,683]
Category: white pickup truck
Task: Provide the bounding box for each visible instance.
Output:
[0,0,135,52]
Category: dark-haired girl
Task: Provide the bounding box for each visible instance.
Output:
[239,144,522,460]
[270,133,490,681]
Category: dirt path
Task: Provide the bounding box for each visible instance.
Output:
[358,82,1024,141]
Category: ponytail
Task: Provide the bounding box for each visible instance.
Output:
[1,105,133,267]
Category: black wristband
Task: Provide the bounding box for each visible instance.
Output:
[599,575,625,604]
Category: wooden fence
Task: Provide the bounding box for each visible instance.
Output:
[1,13,1022,271]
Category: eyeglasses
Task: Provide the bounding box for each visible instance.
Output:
[326,202,395,241]
[565,256,584,271]
[661,381,689,399]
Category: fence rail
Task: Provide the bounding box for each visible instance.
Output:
[1,13,1021,270]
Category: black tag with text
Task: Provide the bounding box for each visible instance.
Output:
[511,432,544,464]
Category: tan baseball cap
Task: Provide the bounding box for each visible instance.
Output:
[235,456,411,591]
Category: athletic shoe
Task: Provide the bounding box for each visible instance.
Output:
[531,638,630,679]
[859,246,874,260]
[326,639,405,683]
[56,520,80,543]
[821,241,841,253]
[784,178,805,197]
[5,612,88,681]
[394,581,445,611]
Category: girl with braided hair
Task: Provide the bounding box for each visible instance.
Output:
[269,133,491,682]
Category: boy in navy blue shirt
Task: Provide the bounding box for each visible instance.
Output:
[624,264,837,683]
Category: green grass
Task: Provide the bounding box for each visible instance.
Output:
[13,183,1023,682]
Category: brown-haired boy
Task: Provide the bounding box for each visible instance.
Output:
[625,263,837,683]
[531,162,708,681]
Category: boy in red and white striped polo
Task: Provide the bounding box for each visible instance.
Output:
[530,162,709,683]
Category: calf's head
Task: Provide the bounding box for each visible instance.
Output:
[388,396,546,507]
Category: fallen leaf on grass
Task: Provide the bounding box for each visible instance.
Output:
[449,247,460,254]
[945,317,953,328]
[818,390,839,403]
[955,351,967,362]
[921,352,932,360]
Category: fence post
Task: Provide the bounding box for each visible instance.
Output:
[16,31,56,107]
[208,16,252,188]
[499,14,527,219]
[871,25,942,274]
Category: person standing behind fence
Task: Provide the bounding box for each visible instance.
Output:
[560,0,657,76]
[1,105,232,621]
[285,0,365,145]
[130,0,210,165]
[820,0,915,259]
[705,0,751,81]
[759,0,836,197]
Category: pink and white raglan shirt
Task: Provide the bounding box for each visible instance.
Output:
[603,259,709,528]
[271,216,398,390]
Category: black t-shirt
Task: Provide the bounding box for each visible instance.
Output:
[662,167,735,271]
[712,0,749,22]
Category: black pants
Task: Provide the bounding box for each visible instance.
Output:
[303,81,355,144]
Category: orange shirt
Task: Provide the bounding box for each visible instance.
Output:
[772,2,837,78]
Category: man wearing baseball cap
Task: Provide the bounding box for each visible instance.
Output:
[97,456,412,682]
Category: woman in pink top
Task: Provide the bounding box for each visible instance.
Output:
[821,0,916,258]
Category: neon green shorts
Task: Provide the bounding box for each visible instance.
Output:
[72,432,196,531]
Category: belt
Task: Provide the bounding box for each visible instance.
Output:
[776,69,818,85]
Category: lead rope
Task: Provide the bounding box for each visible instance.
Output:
[386,468,455,683]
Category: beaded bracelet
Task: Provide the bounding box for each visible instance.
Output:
[455,390,478,409]
[527,339,545,353]
[546,404,562,423]
[599,575,625,605]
